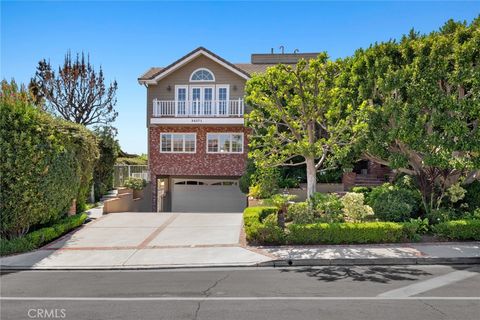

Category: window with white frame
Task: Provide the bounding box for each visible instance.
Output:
[190,68,215,82]
[161,133,196,153]
[207,133,243,153]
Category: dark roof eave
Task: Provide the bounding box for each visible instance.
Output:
[138,47,251,82]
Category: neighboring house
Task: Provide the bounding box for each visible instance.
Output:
[138,47,391,212]
[138,47,319,212]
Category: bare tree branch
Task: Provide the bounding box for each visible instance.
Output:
[32,51,118,126]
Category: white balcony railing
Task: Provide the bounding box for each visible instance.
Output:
[153,99,244,117]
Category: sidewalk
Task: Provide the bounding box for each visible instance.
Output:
[1,241,478,270]
[256,242,480,267]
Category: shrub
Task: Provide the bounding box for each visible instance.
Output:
[243,206,279,243]
[462,208,480,220]
[278,176,300,188]
[244,207,423,245]
[93,127,120,200]
[310,193,343,214]
[256,214,285,244]
[368,184,421,222]
[239,160,256,194]
[0,84,98,239]
[123,178,147,190]
[351,186,371,198]
[248,167,279,199]
[116,154,148,165]
[316,168,343,183]
[341,193,374,222]
[446,183,466,204]
[464,180,480,211]
[425,208,456,224]
[433,219,480,240]
[286,221,410,245]
[309,193,344,223]
[287,202,316,224]
[402,218,429,241]
[0,213,88,256]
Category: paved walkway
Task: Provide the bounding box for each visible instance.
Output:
[0,212,270,269]
[1,212,478,269]
[258,242,480,266]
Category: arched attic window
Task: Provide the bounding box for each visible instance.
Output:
[190,68,215,82]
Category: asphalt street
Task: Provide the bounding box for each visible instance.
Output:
[1,265,479,320]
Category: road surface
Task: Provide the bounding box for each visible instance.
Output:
[1,265,479,319]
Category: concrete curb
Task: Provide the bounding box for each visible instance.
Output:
[2,257,479,271]
[258,257,480,267]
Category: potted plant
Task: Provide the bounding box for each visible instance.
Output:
[123,178,147,199]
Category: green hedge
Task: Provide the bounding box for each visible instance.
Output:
[243,206,278,243]
[287,222,410,245]
[0,83,98,238]
[0,213,88,256]
[93,127,120,201]
[243,207,419,245]
[433,219,480,241]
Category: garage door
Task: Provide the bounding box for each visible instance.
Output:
[171,179,246,212]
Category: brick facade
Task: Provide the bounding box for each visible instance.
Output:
[149,125,248,178]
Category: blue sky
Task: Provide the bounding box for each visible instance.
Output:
[2,1,479,154]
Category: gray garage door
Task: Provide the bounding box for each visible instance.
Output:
[171,179,246,212]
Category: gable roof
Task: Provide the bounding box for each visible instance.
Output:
[138,47,252,84]
[233,63,271,75]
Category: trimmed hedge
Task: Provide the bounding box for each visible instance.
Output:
[287,222,409,245]
[0,213,88,256]
[243,206,277,243]
[243,207,420,245]
[433,219,480,241]
[0,85,98,238]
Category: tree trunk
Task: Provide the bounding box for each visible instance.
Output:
[415,171,434,215]
[277,205,286,230]
[306,157,317,199]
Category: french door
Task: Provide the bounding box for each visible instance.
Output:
[190,86,214,115]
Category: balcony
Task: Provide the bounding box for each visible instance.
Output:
[151,99,245,125]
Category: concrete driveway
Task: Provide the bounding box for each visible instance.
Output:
[0,212,271,269]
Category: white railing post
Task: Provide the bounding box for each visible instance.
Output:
[152,99,243,118]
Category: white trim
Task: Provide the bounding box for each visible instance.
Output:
[142,49,250,84]
[174,85,188,116]
[160,132,196,153]
[216,85,230,116]
[206,132,244,154]
[189,85,215,116]
[190,68,215,82]
[216,85,230,102]
[151,117,245,125]
[174,85,189,101]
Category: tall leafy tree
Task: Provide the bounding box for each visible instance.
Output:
[93,127,120,200]
[32,51,118,126]
[245,54,365,198]
[347,17,480,213]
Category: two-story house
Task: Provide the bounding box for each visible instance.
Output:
[138,47,320,212]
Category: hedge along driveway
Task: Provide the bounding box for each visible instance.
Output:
[0,91,98,239]
[243,207,421,245]
[0,214,88,256]
[0,212,271,269]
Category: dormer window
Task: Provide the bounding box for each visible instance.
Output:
[190,68,215,82]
